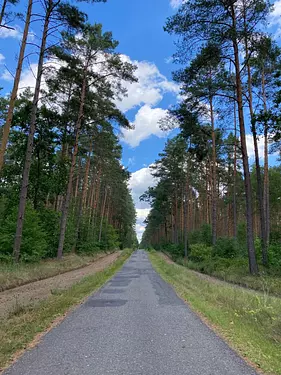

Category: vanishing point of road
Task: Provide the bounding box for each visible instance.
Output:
[5,250,257,375]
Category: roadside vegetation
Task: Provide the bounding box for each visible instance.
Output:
[0,249,132,371]
[150,251,281,375]
[158,224,281,296]
[0,253,115,292]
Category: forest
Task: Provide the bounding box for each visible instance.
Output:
[0,0,138,263]
[141,0,281,277]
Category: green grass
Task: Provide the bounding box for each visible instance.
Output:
[0,252,114,291]
[149,251,281,375]
[0,249,132,371]
[176,256,281,297]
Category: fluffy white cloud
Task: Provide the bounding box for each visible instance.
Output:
[0,53,4,63]
[129,166,157,208]
[117,55,179,112]
[129,167,157,241]
[122,105,171,147]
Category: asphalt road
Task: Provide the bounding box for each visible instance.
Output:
[5,250,258,375]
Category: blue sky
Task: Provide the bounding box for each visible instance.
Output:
[1,0,281,240]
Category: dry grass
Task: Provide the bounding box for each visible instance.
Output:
[0,253,110,291]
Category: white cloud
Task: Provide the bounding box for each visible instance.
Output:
[0,53,5,63]
[0,25,22,39]
[246,134,265,160]
[122,105,170,147]
[0,24,35,41]
[129,167,157,241]
[170,0,187,9]
[117,55,179,112]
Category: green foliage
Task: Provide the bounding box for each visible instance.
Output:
[188,224,213,247]
[162,243,184,260]
[189,243,212,262]
[268,244,281,268]
[213,237,239,259]
[0,203,47,262]
[38,208,60,258]
[237,222,247,255]
[200,224,212,246]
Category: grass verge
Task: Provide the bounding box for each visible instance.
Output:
[0,249,133,371]
[177,257,281,297]
[149,251,281,375]
[0,252,113,291]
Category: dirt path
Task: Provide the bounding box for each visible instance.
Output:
[0,252,121,318]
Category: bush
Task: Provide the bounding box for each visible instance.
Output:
[38,208,60,258]
[0,203,47,262]
[237,222,247,255]
[268,243,281,268]
[188,229,202,245]
[162,242,184,260]
[214,237,239,259]
[189,243,212,262]
[200,223,212,246]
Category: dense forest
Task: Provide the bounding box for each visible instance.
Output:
[0,0,138,262]
[141,0,281,275]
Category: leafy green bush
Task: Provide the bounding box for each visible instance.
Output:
[189,243,212,262]
[200,223,212,246]
[214,237,239,259]
[38,208,60,258]
[188,224,212,246]
[188,229,202,245]
[0,203,47,262]
[162,242,184,260]
[268,243,281,268]
[237,222,247,255]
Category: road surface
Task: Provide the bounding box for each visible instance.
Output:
[5,250,257,375]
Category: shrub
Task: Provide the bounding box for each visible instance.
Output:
[189,243,212,262]
[162,242,184,260]
[200,223,212,246]
[188,229,202,245]
[214,237,239,259]
[237,222,247,255]
[0,203,47,262]
[38,208,60,258]
[268,243,281,268]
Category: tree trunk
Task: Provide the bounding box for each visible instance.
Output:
[74,139,93,248]
[57,68,87,259]
[0,0,33,172]
[243,20,267,266]
[183,179,189,258]
[98,186,108,243]
[210,96,217,245]
[233,99,237,239]
[230,3,258,274]
[13,5,51,262]
[262,69,270,249]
